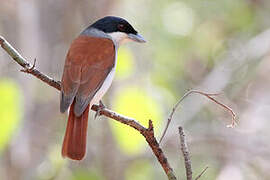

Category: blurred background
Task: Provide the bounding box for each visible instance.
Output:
[1,0,270,179]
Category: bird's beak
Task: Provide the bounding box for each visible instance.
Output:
[128,33,146,43]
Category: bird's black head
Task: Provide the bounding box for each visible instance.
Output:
[90,16,138,35]
[87,16,146,43]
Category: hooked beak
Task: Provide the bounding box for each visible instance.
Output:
[128,33,146,43]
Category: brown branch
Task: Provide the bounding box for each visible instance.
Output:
[178,126,208,180]
[0,36,177,180]
[0,37,61,90]
[195,166,208,180]
[179,126,192,180]
[159,89,237,143]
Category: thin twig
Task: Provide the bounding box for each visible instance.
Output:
[192,90,236,128]
[195,166,208,180]
[0,36,177,180]
[178,126,192,180]
[21,58,36,72]
[0,36,61,90]
[159,89,237,143]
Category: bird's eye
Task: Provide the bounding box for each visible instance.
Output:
[118,24,125,31]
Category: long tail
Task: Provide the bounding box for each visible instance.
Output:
[62,101,89,160]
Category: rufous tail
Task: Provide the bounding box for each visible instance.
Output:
[62,101,89,160]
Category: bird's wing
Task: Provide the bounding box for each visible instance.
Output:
[60,35,115,116]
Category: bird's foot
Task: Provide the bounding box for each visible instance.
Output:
[94,100,105,119]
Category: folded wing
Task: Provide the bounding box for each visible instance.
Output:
[60,35,115,116]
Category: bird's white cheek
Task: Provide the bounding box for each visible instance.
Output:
[120,38,132,45]
[108,32,128,45]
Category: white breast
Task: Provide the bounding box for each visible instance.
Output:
[85,29,127,107]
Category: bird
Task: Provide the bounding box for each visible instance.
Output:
[60,16,146,160]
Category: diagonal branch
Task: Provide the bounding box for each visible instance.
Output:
[0,36,177,180]
[0,36,61,90]
[159,89,237,143]
[195,167,208,180]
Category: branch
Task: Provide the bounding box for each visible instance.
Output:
[159,90,237,143]
[179,126,208,180]
[195,167,208,180]
[0,36,177,180]
[0,36,61,90]
[179,126,192,180]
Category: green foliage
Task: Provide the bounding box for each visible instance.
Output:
[110,87,163,154]
[0,79,22,152]
[72,170,104,180]
[125,160,153,180]
[193,21,225,61]
[115,47,134,80]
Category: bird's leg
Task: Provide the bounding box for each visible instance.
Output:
[94,100,106,119]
